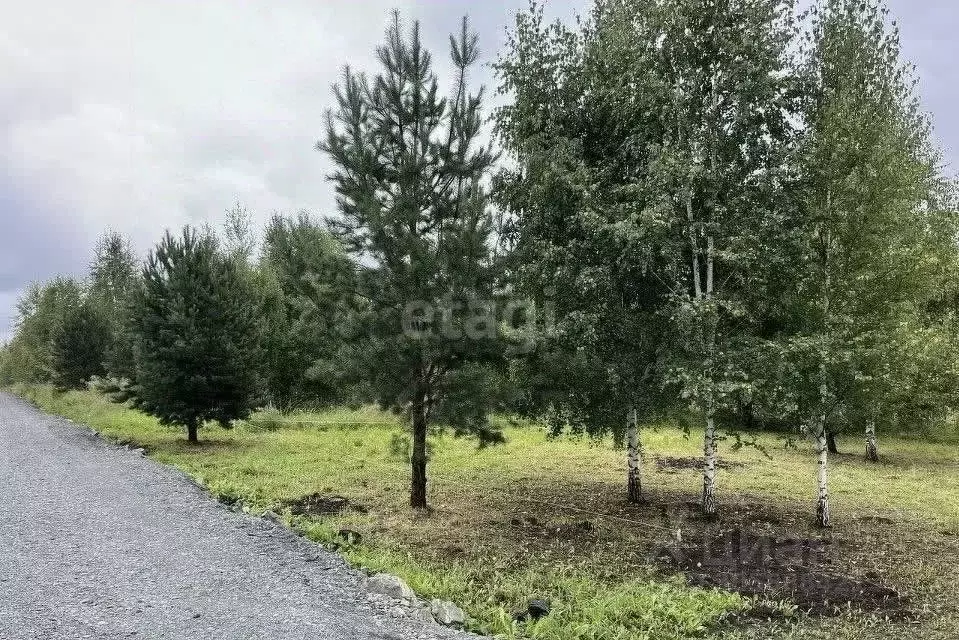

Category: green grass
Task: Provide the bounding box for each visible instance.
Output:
[11,384,959,639]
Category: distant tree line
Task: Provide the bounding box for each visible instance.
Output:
[3,0,958,526]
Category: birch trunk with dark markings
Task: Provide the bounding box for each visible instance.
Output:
[815,192,832,528]
[702,409,718,518]
[815,424,830,527]
[626,406,642,503]
[815,375,831,528]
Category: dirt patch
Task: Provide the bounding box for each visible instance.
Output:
[658,528,909,616]
[655,456,745,472]
[284,493,368,517]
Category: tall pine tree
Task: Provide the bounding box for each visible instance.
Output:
[320,13,505,509]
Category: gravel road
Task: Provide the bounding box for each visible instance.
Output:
[0,392,480,640]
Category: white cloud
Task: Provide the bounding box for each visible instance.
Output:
[1,1,418,250]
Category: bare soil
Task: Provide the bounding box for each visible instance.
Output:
[285,493,369,517]
[658,527,910,617]
[655,456,745,472]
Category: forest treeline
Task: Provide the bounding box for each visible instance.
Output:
[3,0,959,528]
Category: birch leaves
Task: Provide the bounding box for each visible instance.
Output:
[496,0,954,525]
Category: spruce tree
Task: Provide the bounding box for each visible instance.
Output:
[320,13,505,509]
[131,228,262,443]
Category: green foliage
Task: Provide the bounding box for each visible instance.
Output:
[130,227,263,441]
[89,231,139,319]
[497,0,799,516]
[2,278,84,384]
[0,342,12,386]
[50,302,111,390]
[320,12,507,506]
[495,1,672,440]
[88,231,140,381]
[222,200,257,264]
[773,0,959,439]
[5,6,959,629]
[259,211,355,412]
[633,0,796,421]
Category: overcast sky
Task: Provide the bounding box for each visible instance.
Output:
[1,1,956,341]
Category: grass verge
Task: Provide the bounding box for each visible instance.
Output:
[11,384,959,639]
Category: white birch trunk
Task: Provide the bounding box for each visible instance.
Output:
[686,192,702,300]
[702,409,718,517]
[865,420,878,462]
[816,192,832,527]
[815,413,831,528]
[626,407,642,504]
[701,230,717,518]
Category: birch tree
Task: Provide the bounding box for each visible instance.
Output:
[792,0,952,525]
[88,232,140,382]
[259,212,355,412]
[496,1,671,504]
[648,0,797,517]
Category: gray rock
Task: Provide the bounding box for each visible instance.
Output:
[261,510,282,524]
[366,573,415,601]
[412,604,435,624]
[430,599,465,626]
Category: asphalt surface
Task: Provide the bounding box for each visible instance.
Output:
[0,392,478,640]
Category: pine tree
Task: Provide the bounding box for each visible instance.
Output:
[320,12,505,509]
[130,228,263,443]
